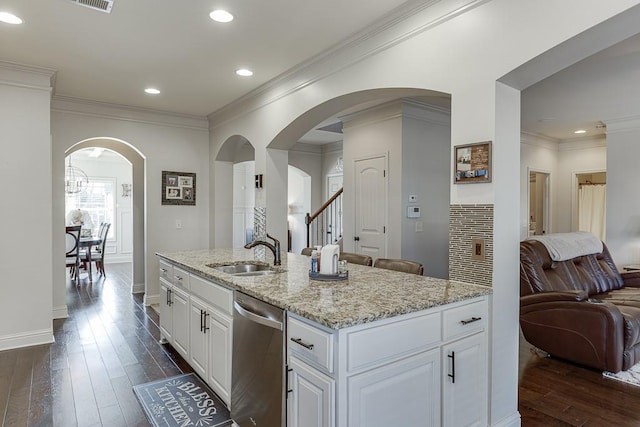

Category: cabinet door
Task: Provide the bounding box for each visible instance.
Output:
[442,333,487,427]
[288,356,334,427]
[189,297,209,378]
[159,279,173,342]
[171,286,190,359]
[347,348,440,427]
[208,309,232,406]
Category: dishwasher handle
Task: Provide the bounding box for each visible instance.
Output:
[234,301,283,331]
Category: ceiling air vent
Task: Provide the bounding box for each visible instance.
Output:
[68,0,114,13]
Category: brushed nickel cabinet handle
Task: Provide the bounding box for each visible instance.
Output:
[290,337,314,350]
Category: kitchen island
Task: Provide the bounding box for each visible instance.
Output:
[156,248,492,427]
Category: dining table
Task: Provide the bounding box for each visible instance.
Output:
[80,236,102,282]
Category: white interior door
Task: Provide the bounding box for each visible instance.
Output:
[354,155,386,259]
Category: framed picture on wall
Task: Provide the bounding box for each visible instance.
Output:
[454,141,492,184]
[162,171,196,205]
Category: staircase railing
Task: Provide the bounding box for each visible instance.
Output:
[305,187,343,248]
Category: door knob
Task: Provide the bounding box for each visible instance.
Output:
[354,236,360,241]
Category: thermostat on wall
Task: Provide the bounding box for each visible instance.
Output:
[407,206,421,218]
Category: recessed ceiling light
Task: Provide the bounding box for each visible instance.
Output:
[574,129,586,134]
[236,68,253,77]
[145,88,160,95]
[210,10,233,23]
[0,12,23,24]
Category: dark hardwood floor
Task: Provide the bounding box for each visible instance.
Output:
[519,333,640,426]
[0,263,195,427]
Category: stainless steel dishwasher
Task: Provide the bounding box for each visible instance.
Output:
[231,291,285,427]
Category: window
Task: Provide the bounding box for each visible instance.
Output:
[65,177,115,239]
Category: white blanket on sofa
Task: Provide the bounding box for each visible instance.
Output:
[527,231,603,261]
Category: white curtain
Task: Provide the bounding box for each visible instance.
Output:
[578,184,606,241]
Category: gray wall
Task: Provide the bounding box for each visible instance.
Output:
[401,102,450,278]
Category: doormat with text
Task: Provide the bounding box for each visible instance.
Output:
[133,373,232,427]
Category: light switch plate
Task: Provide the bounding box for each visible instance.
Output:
[175,219,182,229]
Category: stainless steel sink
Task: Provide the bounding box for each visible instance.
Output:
[209,263,280,277]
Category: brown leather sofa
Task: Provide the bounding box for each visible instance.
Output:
[520,239,640,372]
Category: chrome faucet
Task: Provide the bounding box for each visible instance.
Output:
[244,233,282,266]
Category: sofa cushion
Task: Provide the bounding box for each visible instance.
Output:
[521,240,623,297]
[593,290,640,351]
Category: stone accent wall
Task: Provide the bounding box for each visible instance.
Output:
[449,204,493,287]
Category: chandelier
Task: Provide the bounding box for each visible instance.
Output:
[65,156,89,194]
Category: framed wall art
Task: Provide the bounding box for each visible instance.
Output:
[162,171,196,205]
[454,141,492,184]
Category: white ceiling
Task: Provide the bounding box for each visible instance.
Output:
[4,1,632,143]
[522,32,640,141]
[0,0,414,117]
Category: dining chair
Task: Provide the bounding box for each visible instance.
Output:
[339,252,373,266]
[65,225,82,281]
[373,258,424,275]
[82,223,111,277]
[301,247,314,256]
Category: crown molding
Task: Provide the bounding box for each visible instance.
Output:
[402,99,451,126]
[0,60,56,77]
[52,95,209,131]
[290,142,323,155]
[207,0,489,129]
[558,136,606,151]
[520,131,560,150]
[322,141,344,155]
[341,100,404,130]
[604,115,640,133]
[0,60,57,92]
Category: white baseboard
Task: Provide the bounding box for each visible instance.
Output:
[52,305,68,319]
[105,255,133,264]
[491,411,521,427]
[144,293,160,306]
[0,328,54,351]
[132,282,145,294]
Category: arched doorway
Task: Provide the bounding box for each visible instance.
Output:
[266,90,451,272]
[64,148,134,273]
[287,165,311,254]
[213,135,255,248]
[61,138,145,298]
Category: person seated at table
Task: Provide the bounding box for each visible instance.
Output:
[66,209,94,237]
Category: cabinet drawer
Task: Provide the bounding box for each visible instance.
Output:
[159,260,173,282]
[442,298,487,341]
[346,311,440,373]
[288,317,335,373]
[173,267,190,291]
[190,274,233,315]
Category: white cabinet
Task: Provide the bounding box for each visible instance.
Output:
[207,308,232,405]
[170,285,190,358]
[159,278,173,342]
[189,295,233,406]
[288,356,334,427]
[286,296,489,427]
[157,258,234,408]
[442,333,487,427]
[441,298,488,427]
[159,277,189,359]
[347,349,440,427]
[189,297,210,378]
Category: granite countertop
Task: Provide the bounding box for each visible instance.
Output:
[156,248,492,330]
